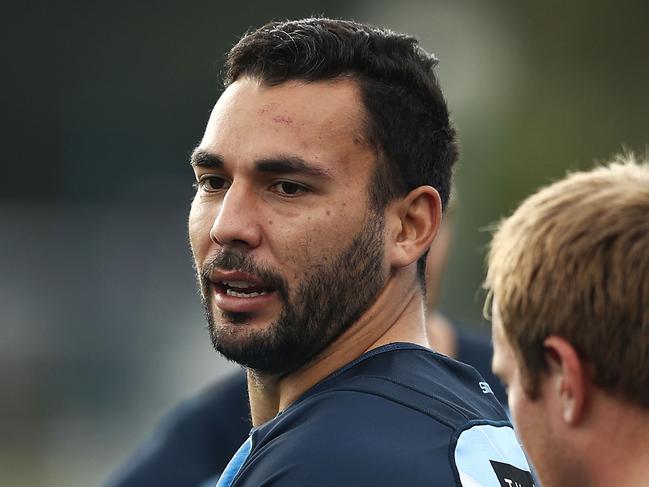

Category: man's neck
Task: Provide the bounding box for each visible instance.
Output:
[425,311,457,357]
[577,395,649,487]
[247,271,428,426]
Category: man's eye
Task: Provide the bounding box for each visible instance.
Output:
[272,181,307,196]
[197,176,230,192]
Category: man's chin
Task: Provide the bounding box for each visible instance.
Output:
[211,334,289,374]
[220,310,254,325]
[208,320,311,376]
[211,311,279,333]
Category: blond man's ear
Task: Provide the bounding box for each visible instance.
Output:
[543,336,590,425]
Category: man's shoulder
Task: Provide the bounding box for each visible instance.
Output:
[239,391,458,485]
[455,324,508,405]
[315,343,507,425]
[233,344,531,487]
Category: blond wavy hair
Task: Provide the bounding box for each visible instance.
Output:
[484,153,649,407]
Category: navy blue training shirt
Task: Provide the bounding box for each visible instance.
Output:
[106,327,510,487]
[220,343,532,487]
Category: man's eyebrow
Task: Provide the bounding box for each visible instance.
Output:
[190,149,224,168]
[190,151,334,180]
[255,156,333,179]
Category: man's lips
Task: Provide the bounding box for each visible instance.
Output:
[208,270,278,314]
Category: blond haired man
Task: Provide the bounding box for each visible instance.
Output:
[485,154,649,487]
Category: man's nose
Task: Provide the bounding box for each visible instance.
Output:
[209,182,262,249]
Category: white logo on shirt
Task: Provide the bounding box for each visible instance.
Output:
[479,381,493,394]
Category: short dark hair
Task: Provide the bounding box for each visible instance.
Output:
[224,18,458,283]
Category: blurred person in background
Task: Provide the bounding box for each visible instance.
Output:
[107,198,507,487]
[486,153,649,487]
[110,17,528,487]
[422,196,505,397]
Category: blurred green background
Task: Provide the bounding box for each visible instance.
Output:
[2,0,647,485]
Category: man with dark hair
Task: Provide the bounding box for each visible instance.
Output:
[106,208,508,487]
[115,18,531,486]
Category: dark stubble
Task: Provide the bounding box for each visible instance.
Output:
[196,214,387,376]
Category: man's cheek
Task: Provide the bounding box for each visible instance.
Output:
[188,212,213,254]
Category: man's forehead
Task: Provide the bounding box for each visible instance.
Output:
[490,298,507,345]
[197,77,376,180]
[491,298,501,324]
[490,298,510,376]
[211,77,368,137]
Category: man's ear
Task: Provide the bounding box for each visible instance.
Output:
[387,185,441,268]
[543,336,589,425]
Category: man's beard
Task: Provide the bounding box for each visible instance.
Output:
[196,214,387,376]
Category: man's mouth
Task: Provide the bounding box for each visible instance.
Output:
[208,271,281,315]
[218,280,274,298]
[202,259,286,315]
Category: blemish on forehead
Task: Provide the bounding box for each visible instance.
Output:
[257,102,279,115]
[272,115,293,125]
